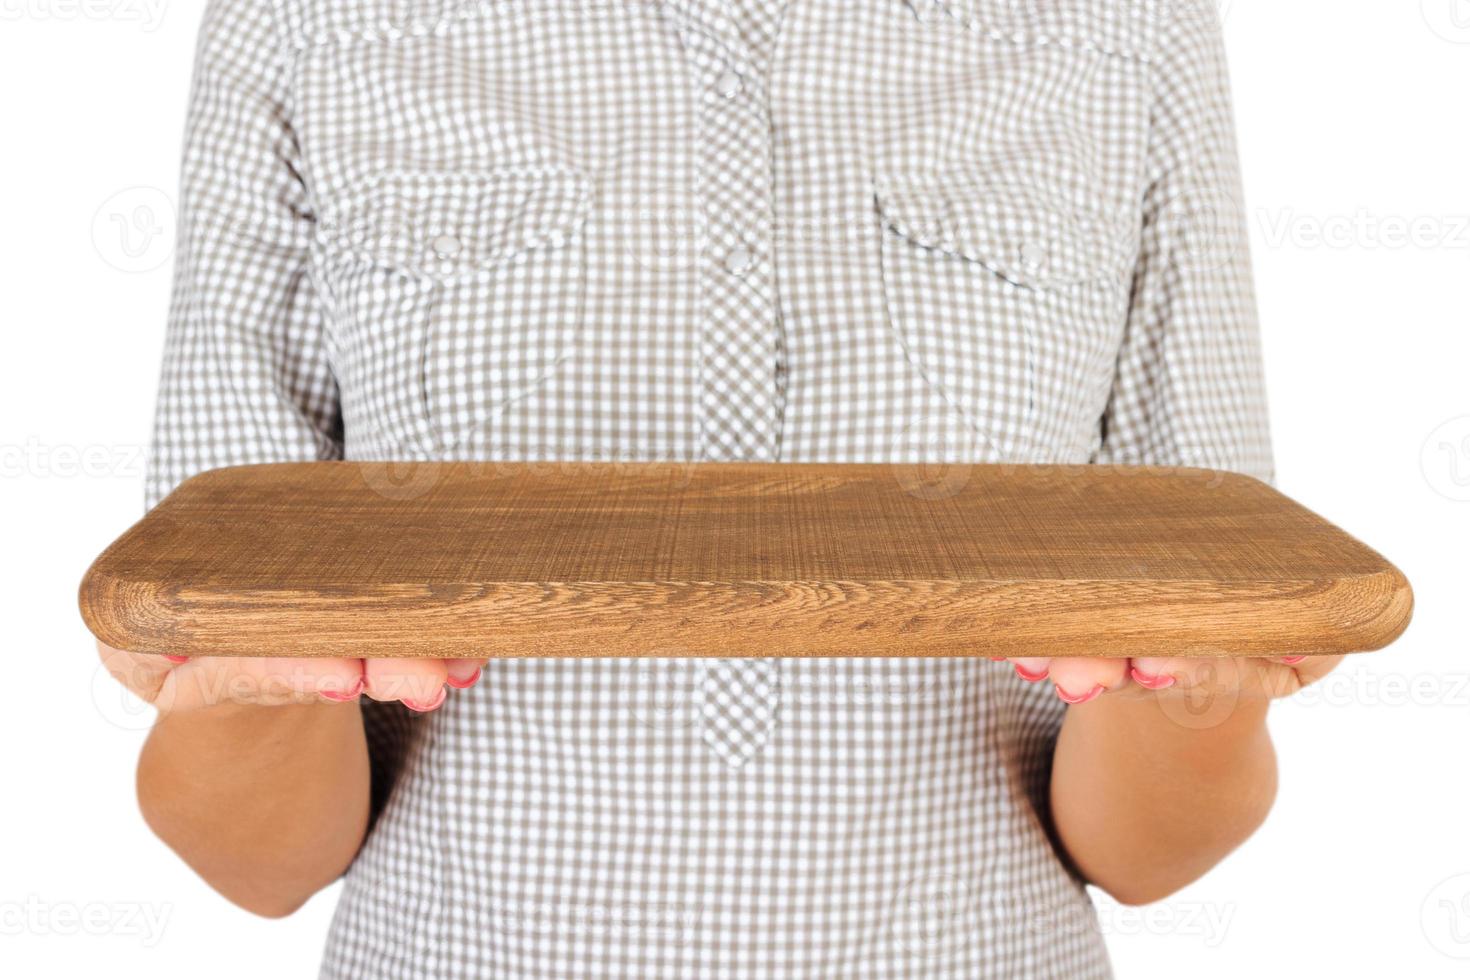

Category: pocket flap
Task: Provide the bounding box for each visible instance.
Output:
[329,166,591,280]
[875,172,1123,288]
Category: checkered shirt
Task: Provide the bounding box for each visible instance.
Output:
[146,0,1272,975]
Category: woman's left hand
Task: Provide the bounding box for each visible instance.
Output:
[1006,654,1343,707]
[1039,651,1325,903]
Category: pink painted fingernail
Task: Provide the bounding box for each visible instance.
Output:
[1014,664,1049,683]
[446,668,482,690]
[1057,684,1105,705]
[165,655,189,664]
[1281,656,1307,665]
[321,677,364,702]
[403,687,447,713]
[1129,667,1176,690]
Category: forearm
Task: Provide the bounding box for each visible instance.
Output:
[1049,692,1277,905]
[137,701,371,917]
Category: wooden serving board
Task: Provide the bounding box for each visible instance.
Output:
[79,461,1412,659]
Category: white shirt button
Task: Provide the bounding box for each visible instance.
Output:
[431,234,462,259]
[1019,241,1047,270]
[724,246,755,276]
[715,70,744,99]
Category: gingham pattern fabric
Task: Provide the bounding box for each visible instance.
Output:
[146,0,1273,976]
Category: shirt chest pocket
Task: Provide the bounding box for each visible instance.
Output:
[875,172,1129,462]
[316,167,591,456]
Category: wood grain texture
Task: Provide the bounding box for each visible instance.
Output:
[79,461,1413,659]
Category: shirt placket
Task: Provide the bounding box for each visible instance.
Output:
[661,0,788,767]
[662,0,786,463]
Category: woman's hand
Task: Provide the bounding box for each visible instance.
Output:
[1006,653,1342,709]
[97,640,487,715]
[1034,652,1340,905]
[100,640,486,916]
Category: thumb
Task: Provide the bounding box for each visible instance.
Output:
[96,639,180,705]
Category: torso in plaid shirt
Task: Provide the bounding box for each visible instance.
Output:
[149,0,1272,975]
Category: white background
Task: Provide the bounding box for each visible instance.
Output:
[2,1,1467,976]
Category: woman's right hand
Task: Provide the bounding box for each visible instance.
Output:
[96,640,486,715]
[103,640,475,915]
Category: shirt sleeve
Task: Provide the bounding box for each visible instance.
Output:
[147,0,416,829]
[145,0,340,513]
[1094,6,1275,483]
